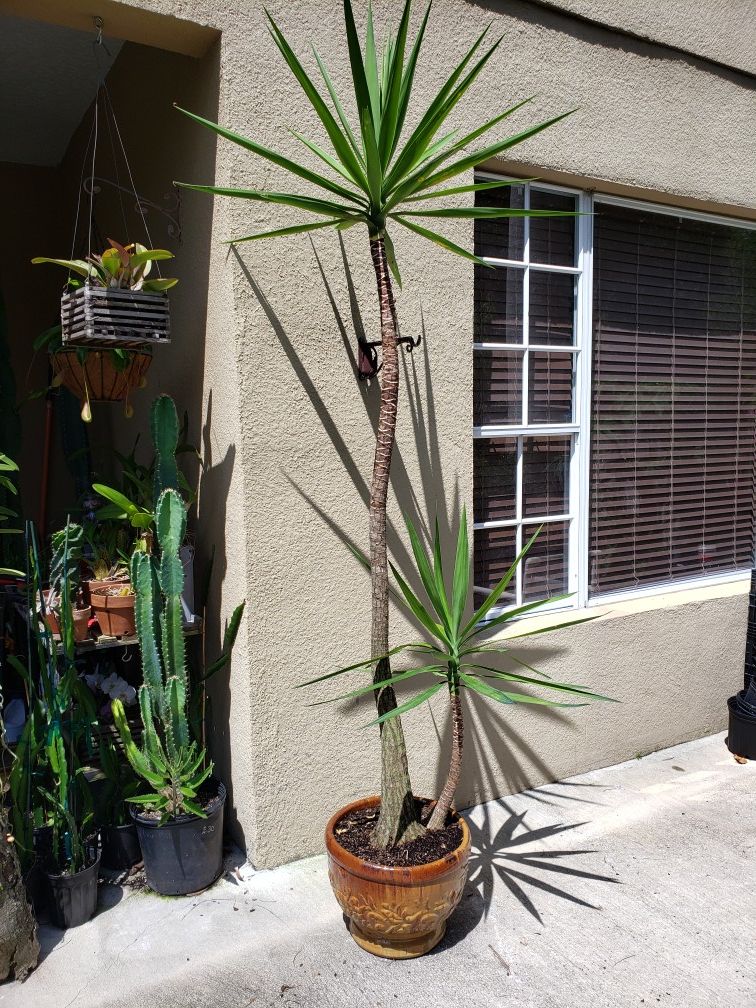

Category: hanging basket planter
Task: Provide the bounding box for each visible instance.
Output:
[51,347,152,411]
[61,285,171,347]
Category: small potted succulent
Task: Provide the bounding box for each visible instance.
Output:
[312,514,612,958]
[112,489,242,895]
[32,240,178,421]
[42,522,91,644]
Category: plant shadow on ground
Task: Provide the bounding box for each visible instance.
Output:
[235,244,620,940]
[436,794,620,952]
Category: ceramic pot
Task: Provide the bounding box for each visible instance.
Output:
[90,592,135,638]
[325,796,470,959]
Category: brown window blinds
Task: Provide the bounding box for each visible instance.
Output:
[590,202,756,595]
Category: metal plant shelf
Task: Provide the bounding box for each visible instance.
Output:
[54,617,203,655]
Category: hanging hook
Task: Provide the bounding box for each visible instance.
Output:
[122,645,133,663]
[94,16,104,45]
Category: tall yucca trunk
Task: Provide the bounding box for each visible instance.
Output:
[368,235,424,848]
[427,685,463,831]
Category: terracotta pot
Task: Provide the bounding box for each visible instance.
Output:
[91,591,135,638]
[51,348,152,403]
[41,592,91,642]
[325,797,470,959]
[83,577,130,605]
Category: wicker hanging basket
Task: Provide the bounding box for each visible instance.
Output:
[61,285,170,347]
[51,347,152,404]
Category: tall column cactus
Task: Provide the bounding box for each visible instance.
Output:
[151,393,180,500]
[113,488,211,819]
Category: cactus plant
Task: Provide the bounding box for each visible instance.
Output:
[94,394,186,532]
[151,393,180,500]
[112,488,211,819]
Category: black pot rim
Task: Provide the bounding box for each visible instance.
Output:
[47,849,101,882]
[130,777,226,829]
[728,693,756,721]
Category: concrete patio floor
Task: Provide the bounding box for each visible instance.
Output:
[3,732,754,1008]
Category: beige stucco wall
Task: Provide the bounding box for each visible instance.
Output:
[18,0,753,866]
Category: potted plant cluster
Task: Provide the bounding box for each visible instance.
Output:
[9,523,101,929]
[178,0,600,956]
[77,393,194,639]
[31,241,178,421]
[112,488,243,895]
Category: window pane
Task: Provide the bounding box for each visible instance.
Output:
[530,189,577,266]
[529,271,575,346]
[474,349,523,425]
[528,352,575,423]
[474,525,516,600]
[521,521,569,602]
[474,182,526,260]
[522,436,571,517]
[474,438,517,522]
[474,265,524,344]
[590,202,756,595]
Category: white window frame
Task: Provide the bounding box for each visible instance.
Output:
[473,173,756,616]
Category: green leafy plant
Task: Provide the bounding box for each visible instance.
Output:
[111,490,215,819]
[303,515,615,831]
[32,239,178,292]
[8,523,96,875]
[93,394,196,535]
[176,0,575,848]
[0,452,22,577]
[97,735,141,827]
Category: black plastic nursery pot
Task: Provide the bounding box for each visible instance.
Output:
[47,851,101,929]
[100,823,142,872]
[131,779,226,896]
[25,825,55,914]
[726,695,756,760]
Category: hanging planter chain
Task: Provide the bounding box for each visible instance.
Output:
[61,20,172,350]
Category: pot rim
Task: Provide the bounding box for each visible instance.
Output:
[728,693,756,722]
[130,778,226,829]
[47,849,101,882]
[90,592,135,606]
[325,795,470,886]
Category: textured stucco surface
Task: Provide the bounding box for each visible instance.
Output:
[517,0,756,76]
[29,0,756,866]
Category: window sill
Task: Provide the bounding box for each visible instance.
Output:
[490,571,750,639]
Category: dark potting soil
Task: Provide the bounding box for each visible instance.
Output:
[135,781,223,823]
[333,800,463,867]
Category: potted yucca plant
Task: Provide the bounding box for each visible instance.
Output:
[313,514,612,957]
[177,0,575,854]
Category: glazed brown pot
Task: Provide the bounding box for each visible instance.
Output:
[51,348,152,403]
[325,797,470,959]
[90,592,135,637]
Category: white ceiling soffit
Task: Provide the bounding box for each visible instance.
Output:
[0,13,122,167]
